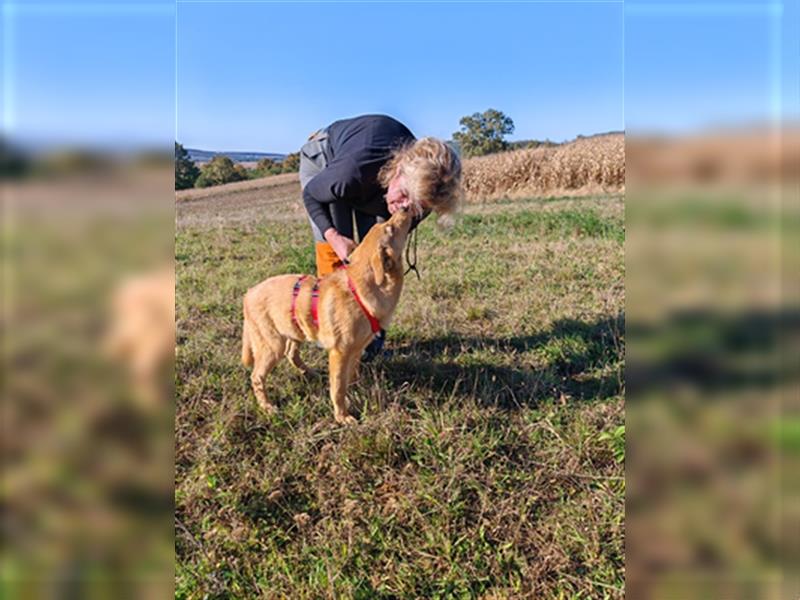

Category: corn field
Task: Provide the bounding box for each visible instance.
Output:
[461,133,625,202]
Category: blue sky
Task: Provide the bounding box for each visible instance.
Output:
[2,1,175,149]
[2,1,797,152]
[177,2,624,153]
[625,0,799,134]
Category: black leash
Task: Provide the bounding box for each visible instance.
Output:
[404,227,420,280]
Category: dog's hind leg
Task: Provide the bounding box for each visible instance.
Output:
[241,316,254,367]
[250,337,285,414]
[285,339,314,376]
[329,349,358,425]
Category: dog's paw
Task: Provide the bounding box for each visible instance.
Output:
[258,402,278,415]
[335,414,358,426]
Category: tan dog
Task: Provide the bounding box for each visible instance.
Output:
[241,208,413,423]
[105,265,176,407]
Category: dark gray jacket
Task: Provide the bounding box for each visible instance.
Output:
[302,114,416,235]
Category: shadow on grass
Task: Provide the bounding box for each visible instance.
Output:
[626,307,800,396]
[376,312,624,409]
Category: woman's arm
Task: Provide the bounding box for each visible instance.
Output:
[302,157,361,237]
[302,180,335,235]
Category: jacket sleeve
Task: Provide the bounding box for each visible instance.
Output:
[302,157,361,236]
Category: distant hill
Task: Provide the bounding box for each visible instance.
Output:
[187,148,286,164]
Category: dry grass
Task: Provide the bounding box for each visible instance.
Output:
[176,171,300,202]
[175,173,304,229]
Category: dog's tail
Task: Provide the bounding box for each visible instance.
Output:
[241,297,254,368]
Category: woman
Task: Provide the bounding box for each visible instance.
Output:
[299,114,462,359]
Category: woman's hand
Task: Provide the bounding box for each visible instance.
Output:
[324,228,357,262]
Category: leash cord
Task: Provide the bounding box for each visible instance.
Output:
[404,227,420,280]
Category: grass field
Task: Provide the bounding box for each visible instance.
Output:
[175,192,625,598]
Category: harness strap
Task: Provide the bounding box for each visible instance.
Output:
[291,275,308,329]
[346,275,382,334]
[310,280,321,328]
[292,267,379,335]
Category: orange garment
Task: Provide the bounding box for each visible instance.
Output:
[315,241,343,277]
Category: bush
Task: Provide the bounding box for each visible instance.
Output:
[281,152,300,173]
[38,150,112,176]
[1,136,32,179]
[249,153,301,179]
[194,155,246,188]
[234,164,248,180]
[508,139,558,151]
[256,157,277,172]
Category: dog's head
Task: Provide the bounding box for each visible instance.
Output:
[354,208,413,287]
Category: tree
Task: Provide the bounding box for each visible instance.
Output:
[175,142,200,190]
[250,157,283,177]
[1,135,31,179]
[452,109,515,158]
[252,153,301,178]
[281,152,300,173]
[194,155,246,188]
[256,157,277,172]
[234,163,249,180]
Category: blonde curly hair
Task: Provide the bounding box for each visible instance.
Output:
[378,137,462,224]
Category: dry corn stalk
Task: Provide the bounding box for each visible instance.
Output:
[461,133,625,203]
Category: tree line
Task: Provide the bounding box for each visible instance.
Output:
[175,144,300,190]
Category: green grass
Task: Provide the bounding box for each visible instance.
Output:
[2,208,175,598]
[176,195,625,598]
[453,209,624,243]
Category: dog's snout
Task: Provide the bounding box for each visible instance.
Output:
[388,204,414,232]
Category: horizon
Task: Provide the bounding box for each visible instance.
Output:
[181,128,626,156]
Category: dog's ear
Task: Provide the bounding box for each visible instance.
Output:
[371,244,385,286]
[371,238,395,286]
[370,248,386,285]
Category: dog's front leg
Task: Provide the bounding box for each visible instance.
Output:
[348,358,360,385]
[329,349,358,425]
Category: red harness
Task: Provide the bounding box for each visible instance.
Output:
[290,275,311,328]
[290,267,381,334]
[346,275,382,334]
